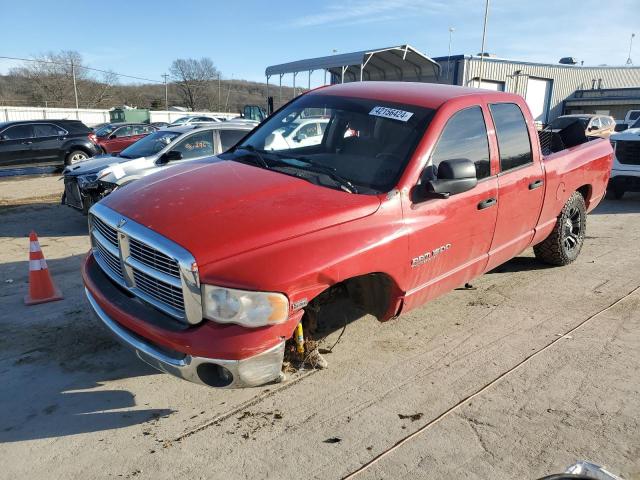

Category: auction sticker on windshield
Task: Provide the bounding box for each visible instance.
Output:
[369,106,414,122]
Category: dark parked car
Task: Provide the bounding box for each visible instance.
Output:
[93,123,157,154]
[0,119,100,168]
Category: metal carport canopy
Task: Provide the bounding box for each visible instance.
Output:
[265,45,441,84]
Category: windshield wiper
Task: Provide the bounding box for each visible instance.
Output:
[267,153,358,193]
[234,145,270,169]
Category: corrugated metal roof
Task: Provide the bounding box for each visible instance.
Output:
[265,45,440,82]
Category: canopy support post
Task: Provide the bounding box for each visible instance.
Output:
[279,74,283,105]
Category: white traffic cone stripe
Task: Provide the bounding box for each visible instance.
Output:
[30,241,41,253]
[29,259,48,271]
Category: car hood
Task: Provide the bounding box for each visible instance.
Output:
[64,154,142,176]
[611,128,640,141]
[102,159,381,267]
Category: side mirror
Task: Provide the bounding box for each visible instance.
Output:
[417,158,477,200]
[108,133,117,140]
[158,150,183,164]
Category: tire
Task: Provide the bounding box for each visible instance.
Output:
[65,150,89,165]
[534,191,586,266]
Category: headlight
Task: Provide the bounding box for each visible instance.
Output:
[77,173,98,188]
[202,285,289,328]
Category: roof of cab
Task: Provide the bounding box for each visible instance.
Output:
[309,81,518,110]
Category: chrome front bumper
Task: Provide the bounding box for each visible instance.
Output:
[85,288,285,388]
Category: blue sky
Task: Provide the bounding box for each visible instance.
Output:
[0,0,637,87]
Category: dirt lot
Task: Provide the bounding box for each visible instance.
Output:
[1,175,639,479]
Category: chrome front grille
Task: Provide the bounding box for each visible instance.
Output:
[88,203,201,324]
[129,237,181,278]
[94,239,123,277]
[133,269,185,310]
[92,215,118,247]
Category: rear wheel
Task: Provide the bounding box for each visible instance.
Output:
[534,191,586,266]
[65,150,88,165]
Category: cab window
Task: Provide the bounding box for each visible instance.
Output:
[2,124,34,140]
[430,106,490,179]
[113,126,134,138]
[489,103,533,172]
[219,129,247,151]
[173,131,214,159]
[33,124,60,138]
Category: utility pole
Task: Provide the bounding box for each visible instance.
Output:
[478,0,490,87]
[218,73,221,112]
[447,27,455,80]
[162,73,169,111]
[627,33,636,66]
[71,59,79,111]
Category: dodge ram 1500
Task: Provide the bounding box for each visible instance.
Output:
[82,82,613,388]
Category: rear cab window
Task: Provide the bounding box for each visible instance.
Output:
[489,103,533,172]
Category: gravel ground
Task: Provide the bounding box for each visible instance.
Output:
[0,175,639,479]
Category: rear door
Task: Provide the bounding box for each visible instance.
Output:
[485,102,544,271]
[405,105,499,305]
[104,125,134,153]
[31,123,65,163]
[0,124,34,167]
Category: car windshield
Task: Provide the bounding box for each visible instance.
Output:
[551,117,589,129]
[220,94,434,194]
[118,130,181,158]
[95,124,118,137]
[169,117,191,126]
[631,118,640,129]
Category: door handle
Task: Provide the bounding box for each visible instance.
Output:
[529,179,544,190]
[477,197,497,210]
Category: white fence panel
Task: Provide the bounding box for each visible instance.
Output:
[1,106,237,126]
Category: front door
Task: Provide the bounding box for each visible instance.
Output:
[404,105,499,308]
[485,102,545,271]
[0,124,34,167]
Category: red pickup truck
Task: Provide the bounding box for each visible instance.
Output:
[82,82,613,388]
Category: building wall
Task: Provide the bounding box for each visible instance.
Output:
[436,56,640,122]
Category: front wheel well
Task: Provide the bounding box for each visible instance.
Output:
[576,184,592,207]
[303,273,402,334]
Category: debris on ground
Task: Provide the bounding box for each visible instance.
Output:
[398,413,423,422]
[283,338,328,371]
[324,437,342,444]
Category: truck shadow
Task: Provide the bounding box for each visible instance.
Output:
[486,256,554,274]
[0,202,88,238]
[0,253,174,443]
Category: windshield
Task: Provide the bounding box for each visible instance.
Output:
[119,130,181,158]
[551,116,589,130]
[631,118,640,129]
[95,124,118,137]
[220,94,433,194]
[169,117,192,125]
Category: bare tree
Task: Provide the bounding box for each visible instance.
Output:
[9,50,86,107]
[169,58,219,110]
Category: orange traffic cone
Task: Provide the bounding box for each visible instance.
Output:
[24,231,63,305]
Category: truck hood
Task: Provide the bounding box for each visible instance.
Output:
[63,153,143,176]
[611,128,640,141]
[102,159,381,267]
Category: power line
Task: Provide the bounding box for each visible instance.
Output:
[0,55,164,84]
